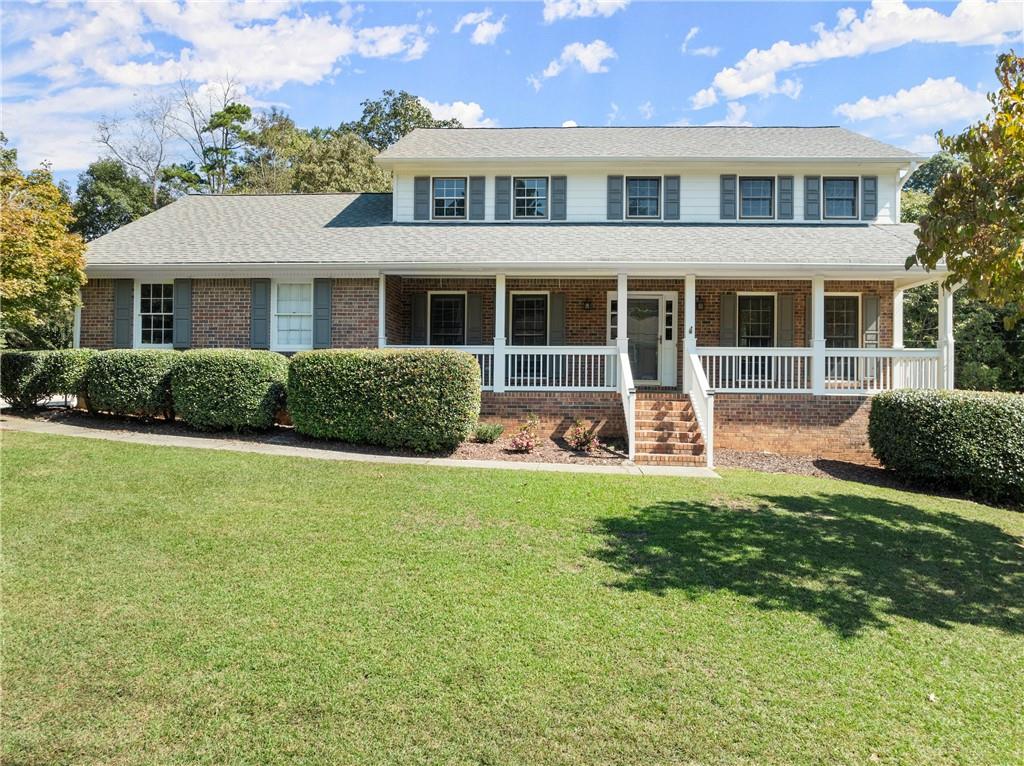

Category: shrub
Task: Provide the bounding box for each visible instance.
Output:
[288,349,480,452]
[171,349,288,431]
[85,349,178,419]
[473,422,505,443]
[508,415,539,454]
[565,418,601,453]
[869,389,1024,505]
[0,349,96,409]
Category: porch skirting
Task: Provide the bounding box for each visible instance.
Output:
[480,391,626,440]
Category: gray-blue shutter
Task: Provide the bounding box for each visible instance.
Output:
[250,279,270,349]
[113,279,132,348]
[466,293,484,344]
[862,294,880,347]
[719,175,737,220]
[606,176,623,220]
[413,177,430,220]
[861,176,878,220]
[410,293,428,344]
[469,176,485,220]
[804,176,821,220]
[313,278,332,348]
[550,176,567,221]
[494,176,511,221]
[664,175,681,220]
[172,278,192,349]
[777,294,794,346]
[719,292,737,346]
[549,293,566,345]
[778,176,794,220]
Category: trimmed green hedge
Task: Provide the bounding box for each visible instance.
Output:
[288,349,481,452]
[1,349,96,409]
[85,349,178,419]
[171,349,288,431]
[869,389,1024,505]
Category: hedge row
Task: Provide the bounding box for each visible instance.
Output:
[3,347,481,450]
[869,389,1024,505]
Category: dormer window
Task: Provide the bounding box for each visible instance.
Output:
[739,177,775,219]
[824,177,858,219]
[626,177,660,218]
[514,177,548,219]
[432,178,466,219]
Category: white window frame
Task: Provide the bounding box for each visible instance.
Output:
[822,176,860,220]
[427,290,468,346]
[624,175,663,220]
[738,176,777,221]
[512,176,550,221]
[824,292,862,348]
[736,291,778,347]
[270,280,315,352]
[430,176,468,221]
[134,279,174,349]
[507,290,550,346]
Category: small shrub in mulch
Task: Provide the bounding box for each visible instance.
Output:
[565,418,601,453]
[508,415,539,453]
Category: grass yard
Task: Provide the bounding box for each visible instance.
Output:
[2,431,1022,765]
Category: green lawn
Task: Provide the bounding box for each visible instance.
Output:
[3,431,1022,765]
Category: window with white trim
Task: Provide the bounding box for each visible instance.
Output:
[432,178,466,219]
[510,294,548,345]
[140,283,174,345]
[513,177,548,219]
[626,177,660,218]
[823,178,858,219]
[429,293,466,345]
[739,177,774,219]
[275,283,313,348]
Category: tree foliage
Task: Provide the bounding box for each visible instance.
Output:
[71,159,162,241]
[903,152,962,194]
[342,89,462,151]
[912,52,1024,319]
[294,130,390,193]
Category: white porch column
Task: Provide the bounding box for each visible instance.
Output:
[938,283,955,389]
[616,273,629,354]
[892,286,904,388]
[683,274,697,389]
[377,274,387,348]
[493,274,507,392]
[811,275,826,395]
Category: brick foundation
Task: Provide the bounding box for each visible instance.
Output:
[480,391,626,439]
[714,393,875,464]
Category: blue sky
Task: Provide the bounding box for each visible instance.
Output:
[2,0,1022,187]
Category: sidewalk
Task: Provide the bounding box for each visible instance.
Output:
[0,414,720,478]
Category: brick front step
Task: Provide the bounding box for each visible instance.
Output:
[634,417,697,430]
[635,441,704,455]
[635,429,701,442]
[634,453,707,466]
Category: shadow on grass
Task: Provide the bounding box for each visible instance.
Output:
[593,493,1024,637]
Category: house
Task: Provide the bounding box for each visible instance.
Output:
[79,126,953,467]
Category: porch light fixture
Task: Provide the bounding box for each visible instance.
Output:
[696,296,705,311]
[583,300,593,311]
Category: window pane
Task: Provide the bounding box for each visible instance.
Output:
[514,177,548,218]
[824,178,857,218]
[739,178,774,218]
[511,295,548,345]
[277,283,312,314]
[139,282,174,345]
[430,294,466,345]
[626,178,660,218]
[738,296,775,347]
[432,178,466,218]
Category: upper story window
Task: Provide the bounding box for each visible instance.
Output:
[824,177,858,219]
[514,177,548,219]
[139,283,174,346]
[432,178,466,219]
[626,177,660,218]
[739,177,774,219]
[274,282,313,349]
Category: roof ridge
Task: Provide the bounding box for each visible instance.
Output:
[187,191,392,197]
[408,125,846,131]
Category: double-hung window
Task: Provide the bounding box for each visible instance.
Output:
[514,178,548,219]
[626,177,660,218]
[274,283,313,350]
[825,294,860,380]
[139,283,174,346]
[823,178,858,219]
[432,178,466,219]
[429,293,466,345]
[510,294,548,346]
[739,177,774,219]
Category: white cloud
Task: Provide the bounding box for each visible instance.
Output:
[561,120,578,127]
[705,102,752,127]
[681,26,719,57]
[638,101,654,120]
[542,0,630,23]
[905,134,940,155]
[420,98,497,128]
[606,102,620,125]
[535,39,616,87]
[453,9,506,45]
[701,0,1023,103]
[835,77,990,127]
[690,86,718,110]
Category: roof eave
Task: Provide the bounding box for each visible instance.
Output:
[375,155,919,168]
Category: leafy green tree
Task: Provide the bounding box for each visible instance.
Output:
[232,110,309,194]
[71,159,160,241]
[201,102,254,194]
[293,130,390,193]
[900,189,932,224]
[903,152,962,193]
[343,89,462,151]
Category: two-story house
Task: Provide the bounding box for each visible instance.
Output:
[80,126,952,466]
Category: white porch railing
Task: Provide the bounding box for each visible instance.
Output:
[685,352,714,469]
[618,350,636,462]
[504,346,618,391]
[824,348,940,392]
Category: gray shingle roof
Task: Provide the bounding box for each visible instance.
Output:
[376,127,919,163]
[85,193,927,273]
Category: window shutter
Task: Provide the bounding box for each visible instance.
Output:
[413,177,430,220]
[172,278,192,350]
[804,176,820,220]
[494,176,511,220]
[778,176,794,220]
[861,176,878,220]
[862,294,880,348]
[250,279,270,349]
[606,175,623,220]
[550,176,567,221]
[664,175,681,220]
[777,294,795,346]
[549,293,566,345]
[410,292,428,344]
[113,279,133,348]
[469,176,486,220]
[805,296,813,346]
[719,175,737,220]
[719,292,737,346]
[466,293,484,344]
[313,278,332,348]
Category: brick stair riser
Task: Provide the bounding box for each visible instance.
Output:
[636,443,704,456]
[635,455,707,466]
[635,430,701,443]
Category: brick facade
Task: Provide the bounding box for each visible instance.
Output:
[193,279,251,348]
[480,391,626,439]
[331,278,379,348]
[80,279,115,349]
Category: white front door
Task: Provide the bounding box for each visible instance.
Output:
[608,291,677,387]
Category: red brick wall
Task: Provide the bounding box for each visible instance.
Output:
[714,393,875,464]
[80,279,115,349]
[480,391,626,438]
[193,279,251,348]
[331,278,378,348]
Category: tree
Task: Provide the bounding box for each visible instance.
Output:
[903,152,962,193]
[200,102,254,194]
[71,159,159,241]
[343,89,462,151]
[170,78,250,194]
[912,52,1024,320]
[97,95,177,208]
[232,110,309,194]
[900,189,932,224]
[0,138,86,348]
[294,130,390,193]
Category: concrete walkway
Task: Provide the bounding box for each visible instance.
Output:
[0,414,719,478]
